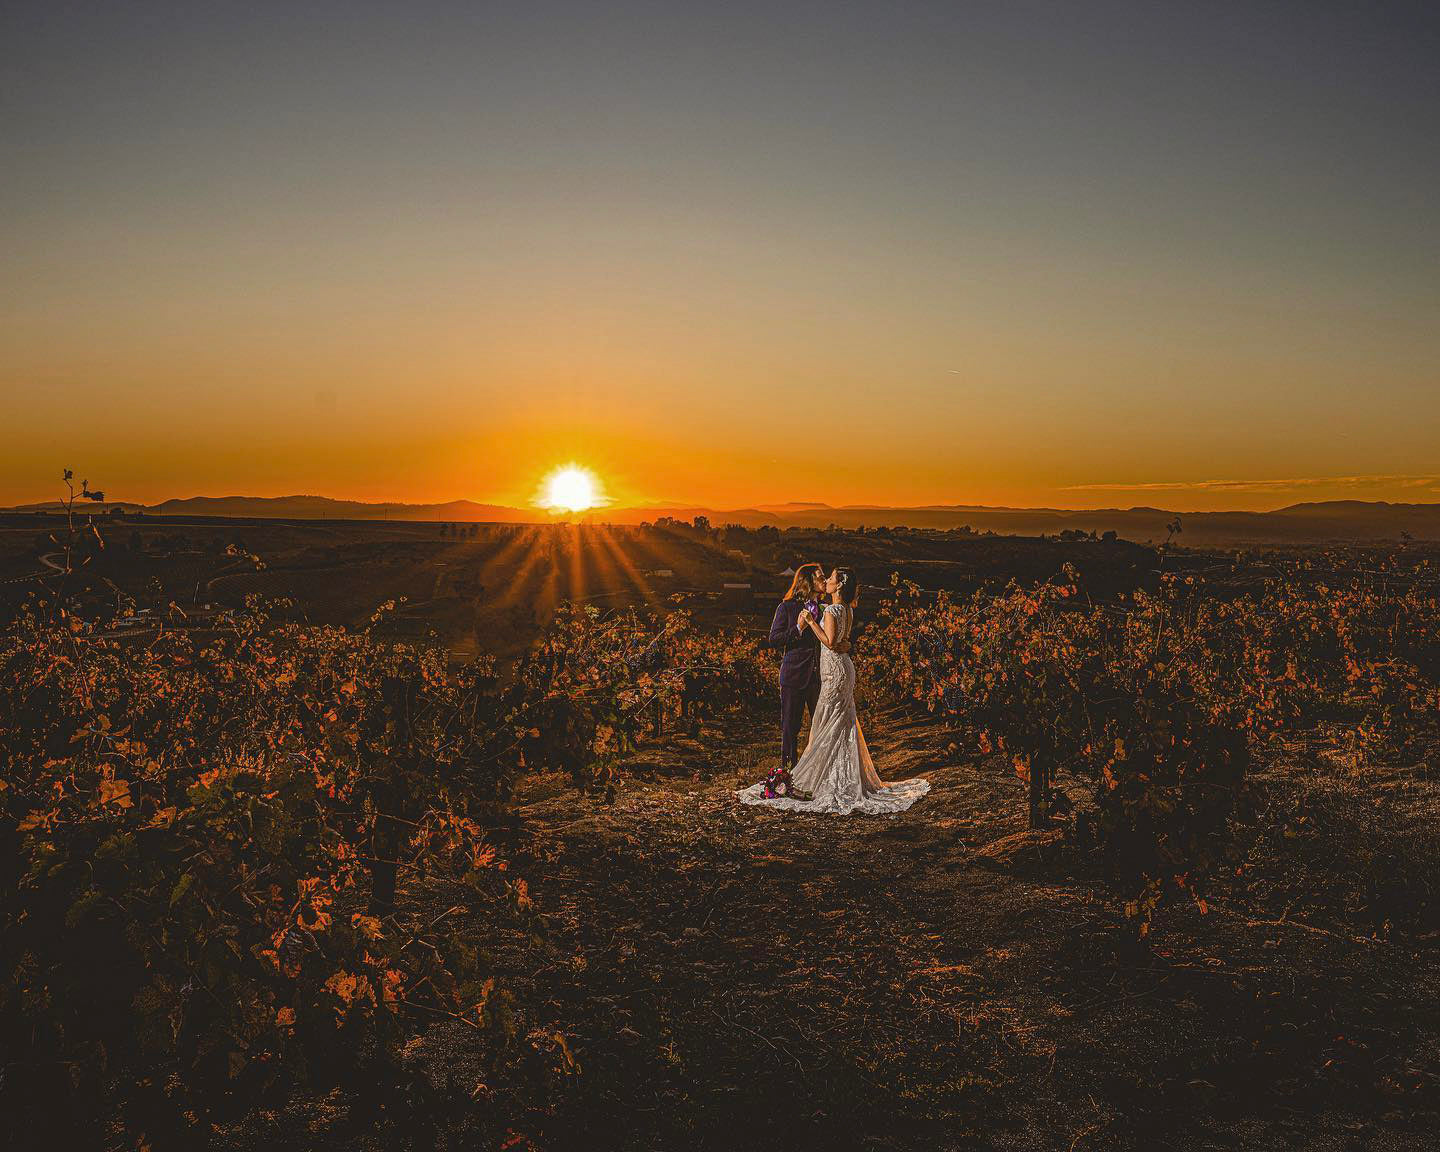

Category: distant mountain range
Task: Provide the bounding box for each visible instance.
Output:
[6,495,1439,547]
[7,495,537,524]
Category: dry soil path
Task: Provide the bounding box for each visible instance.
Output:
[411,708,1439,1151]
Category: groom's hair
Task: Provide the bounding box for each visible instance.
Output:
[783,563,823,601]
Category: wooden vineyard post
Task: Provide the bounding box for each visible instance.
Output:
[368,673,417,916]
[1028,751,1050,829]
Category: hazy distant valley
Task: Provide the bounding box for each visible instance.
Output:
[6,493,1439,549]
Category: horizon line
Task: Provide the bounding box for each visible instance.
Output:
[5,491,1440,520]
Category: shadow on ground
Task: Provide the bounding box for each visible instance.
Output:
[394,707,1440,1150]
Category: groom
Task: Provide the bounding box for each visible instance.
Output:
[766,563,849,769]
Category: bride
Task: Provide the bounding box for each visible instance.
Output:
[737,567,930,816]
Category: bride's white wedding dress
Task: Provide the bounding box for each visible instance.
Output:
[737,602,930,816]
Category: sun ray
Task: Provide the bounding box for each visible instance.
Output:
[591,524,661,609]
[476,526,532,603]
[492,526,551,612]
[562,523,585,606]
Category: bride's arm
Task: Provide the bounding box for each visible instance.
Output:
[803,609,841,650]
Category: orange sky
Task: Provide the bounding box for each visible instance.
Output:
[3,4,1438,513]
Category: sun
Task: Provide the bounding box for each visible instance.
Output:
[539,464,604,514]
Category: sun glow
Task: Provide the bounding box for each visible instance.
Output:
[539,465,604,513]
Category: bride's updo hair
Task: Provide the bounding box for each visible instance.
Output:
[833,567,859,606]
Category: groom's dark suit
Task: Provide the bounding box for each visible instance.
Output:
[766,598,822,768]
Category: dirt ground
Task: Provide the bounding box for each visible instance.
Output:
[387,707,1440,1151]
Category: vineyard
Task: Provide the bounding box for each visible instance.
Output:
[0,584,769,1149]
[866,550,1440,927]
[3,536,1440,1148]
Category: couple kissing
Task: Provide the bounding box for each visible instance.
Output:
[736,563,930,816]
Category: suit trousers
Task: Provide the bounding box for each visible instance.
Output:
[780,673,822,768]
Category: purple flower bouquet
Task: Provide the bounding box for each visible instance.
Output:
[761,764,793,799]
[762,764,811,801]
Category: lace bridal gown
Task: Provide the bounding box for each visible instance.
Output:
[738,602,930,816]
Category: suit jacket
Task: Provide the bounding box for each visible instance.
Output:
[766,599,820,689]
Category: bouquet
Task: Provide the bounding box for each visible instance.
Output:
[761,764,794,799]
[761,764,811,801]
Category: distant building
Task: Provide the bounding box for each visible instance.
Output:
[722,582,752,609]
[648,568,675,578]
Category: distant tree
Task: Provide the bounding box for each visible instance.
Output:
[692,515,711,533]
[440,523,449,537]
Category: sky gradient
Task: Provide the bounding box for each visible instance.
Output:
[3,1,1438,512]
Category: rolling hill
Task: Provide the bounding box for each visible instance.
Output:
[5,495,1439,546]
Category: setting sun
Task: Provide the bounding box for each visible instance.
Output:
[539,465,603,513]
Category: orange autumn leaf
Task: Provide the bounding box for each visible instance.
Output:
[17,808,53,832]
[471,842,497,869]
[325,970,360,1004]
[297,901,333,932]
[512,878,533,912]
[98,778,133,809]
[144,805,178,829]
